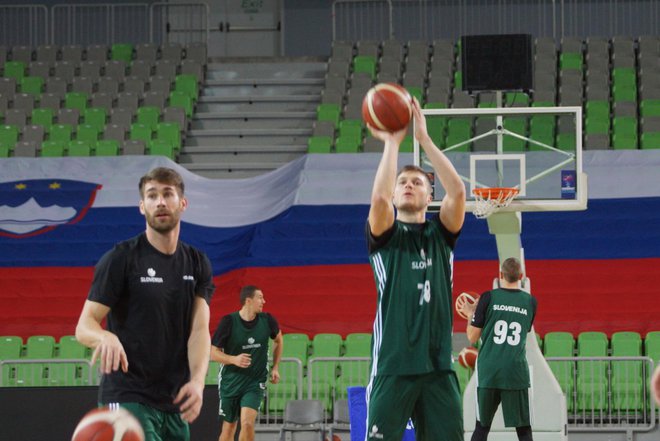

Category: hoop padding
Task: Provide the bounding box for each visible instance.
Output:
[472,187,520,219]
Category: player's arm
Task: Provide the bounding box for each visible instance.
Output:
[466,292,489,344]
[367,124,407,236]
[210,345,252,368]
[411,98,466,233]
[75,300,128,374]
[270,331,283,384]
[174,296,210,423]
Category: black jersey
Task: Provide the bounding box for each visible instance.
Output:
[88,233,215,412]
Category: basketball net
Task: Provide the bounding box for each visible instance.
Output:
[472,187,519,219]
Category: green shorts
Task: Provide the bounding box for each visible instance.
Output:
[366,371,463,441]
[218,382,265,422]
[118,402,189,441]
[476,387,531,428]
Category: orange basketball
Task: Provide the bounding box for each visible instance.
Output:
[458,346,478,369]
[71,407,144,441]
[362,83,413,132]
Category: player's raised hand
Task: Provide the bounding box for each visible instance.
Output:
[411,97,430,144]
[91,332,128,374]
[367,123,407,145]
[233,353,251,368]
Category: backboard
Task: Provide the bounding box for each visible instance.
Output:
[415,105,587,214]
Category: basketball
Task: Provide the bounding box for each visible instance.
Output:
[362,83,413,132]
[71,407,144,441]
[458,346,478,369]
[455,291,479,320]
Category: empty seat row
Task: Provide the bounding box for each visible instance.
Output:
[0,42,207,66]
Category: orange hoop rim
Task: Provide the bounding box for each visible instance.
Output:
[472,187,520,199]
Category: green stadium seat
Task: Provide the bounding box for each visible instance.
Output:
[136,106,161,129]
[641,132,660,149]
[610,332,644,412]
[49,124,73,142]
[640,99,660,118]
[0,125,20,145]
[559,52,582,70]
[149,139,175,159]
[338,119,362,139]
[20,76,44,95]
[303,380,333,412]
[503,117,527,151]
[174,74,199,100]
[454,71,462,90]
[279,334,309,386]
[344,333,371,357]
[309,333,342,387]
[505,93,530,107]
[585,116,609,135]
[83,107,107,130]
[68,140,93,156]
[307,136,332,153]
[400,135,414,152]
[14,335,56,387]
[612,132,638,150]
[130,123,152,143]
[353,56,377,79]
[50,335,91,386]
[585,100,609,118]
[424,102,447,148]
[317,103,341,126]
[556,132,576,151]
[76,124,99,143]
[613,116,638,136]
[406,86,423,105]
[334,135,361,153]
[0,336,22,359]
[155,122,181,150]
[4,61,26,80]
[205,361,220,385]
[611,68,636,88]
[268,382,297,414]
[445,118,471,152]
[0,144,9,157]
[577,331,608,380]
[41,140,66,157]
[31,108,54,128]
[95,139,120,156]
[577,376,608,413]
[168,91,193,118]
[65,92,88,111]
[611,85,636,102]
[544,331,576,412]
[111,43,133,63]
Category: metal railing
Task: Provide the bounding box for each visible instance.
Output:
[0,358,94,387]
[546,356,657,432]
[149,2,210,45]
[0,5,48,47]
[51,3,150,46]
[332,0,660,42]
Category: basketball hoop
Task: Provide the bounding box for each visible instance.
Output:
[472,187,519,219]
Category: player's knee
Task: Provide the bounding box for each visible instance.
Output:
[240,418,255,432]
[515,425,533,441]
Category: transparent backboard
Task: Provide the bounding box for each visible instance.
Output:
[415,105,587,213]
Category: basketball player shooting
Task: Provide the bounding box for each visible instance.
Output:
[364,97,466,441]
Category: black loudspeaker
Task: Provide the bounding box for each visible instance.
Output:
[461,34,534,93]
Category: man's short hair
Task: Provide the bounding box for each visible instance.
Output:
[397,165,433,191]
[501,257,523,283]
[138,167,185,198]
[240,285,261,305]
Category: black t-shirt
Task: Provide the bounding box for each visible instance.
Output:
[88,233,215,412]
[211,312,280,350]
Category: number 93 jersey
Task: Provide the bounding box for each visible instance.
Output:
[471,288,538,389]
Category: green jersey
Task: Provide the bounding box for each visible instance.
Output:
[471,288,538,389]
[213,312,277,396]
[366,217,458,375]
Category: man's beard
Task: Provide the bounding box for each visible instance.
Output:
[145,211,180,233]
